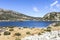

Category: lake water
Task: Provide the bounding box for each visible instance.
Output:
[0,21,55,28]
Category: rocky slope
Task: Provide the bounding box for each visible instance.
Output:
[22,30,60,40]
[43,12,60,21]
[0,8,42,21]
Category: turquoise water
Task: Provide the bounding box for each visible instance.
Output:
[0,21,55,28]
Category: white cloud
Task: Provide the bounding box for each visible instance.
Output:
[50,1,58,7]
[33,7,39,12]
[49,0,59,12]
[56,4,60,7]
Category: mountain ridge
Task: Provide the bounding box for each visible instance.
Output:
[0,8,60,21]
[0,8,42,21]
[43,12,60,21]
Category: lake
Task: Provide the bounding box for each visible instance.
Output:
[0,21,55,28]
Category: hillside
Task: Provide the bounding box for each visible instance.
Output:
[0,8,42,21]
[0,8,60,21]
[43,12,60,21]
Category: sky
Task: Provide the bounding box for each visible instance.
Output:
[0,0,60,17]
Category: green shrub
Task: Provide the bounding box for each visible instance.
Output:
[8,26,14,28]
[46,27,51,32]
[26,32,30,34]
[15,38,21,40]
[0,34,1,36]
[19,28,21,29]
[4,31,11,35]
[23,27,28,28]
[14,33,21,36]
[38,33,41,35]
[46,29,51,32]
[9,28,14,31]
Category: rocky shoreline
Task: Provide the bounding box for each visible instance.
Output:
[0,25,59,40]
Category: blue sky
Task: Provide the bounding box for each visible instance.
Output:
[0,0,60,17]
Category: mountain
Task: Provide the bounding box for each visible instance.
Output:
[0,8,42,21]
[0,8,60,21]
[43,12,60,21]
